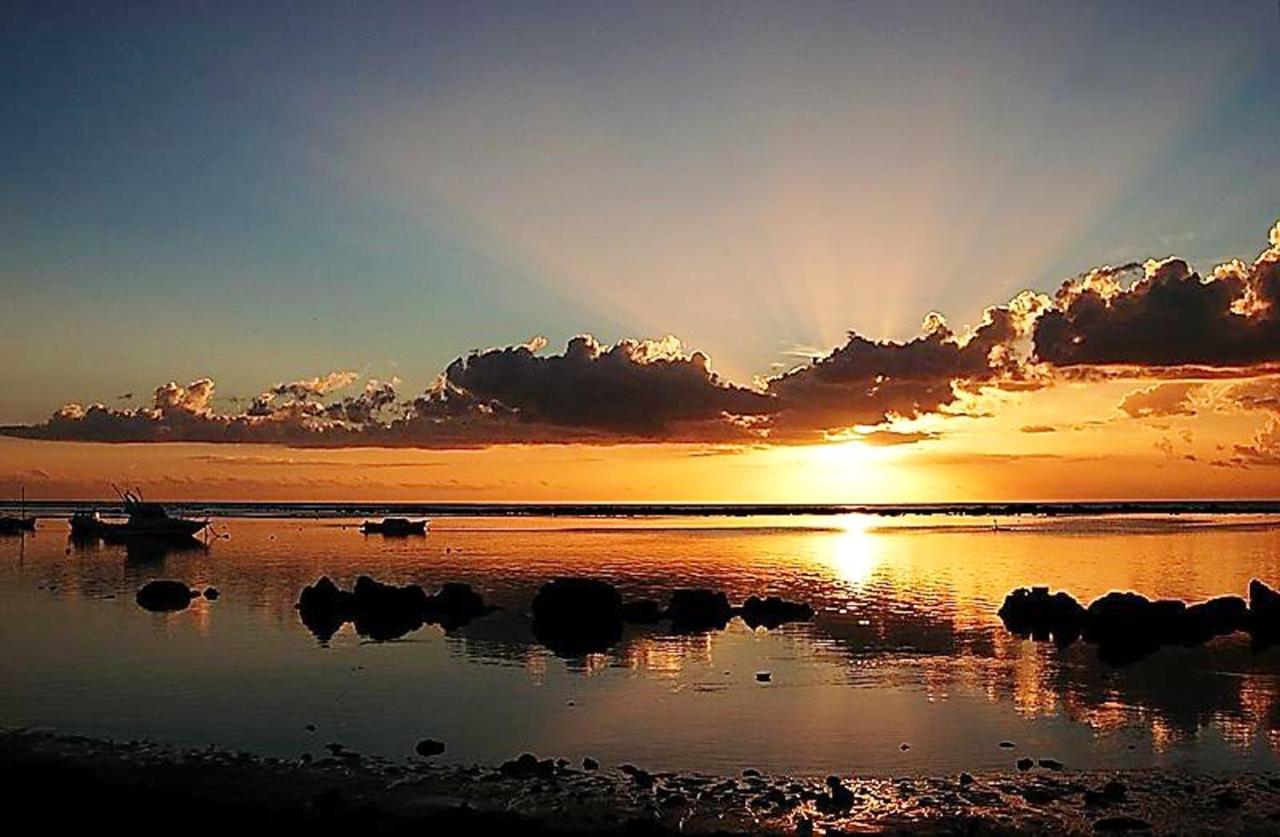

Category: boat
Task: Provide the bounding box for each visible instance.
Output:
[69,490,209,541]
[0,488,36,534]
[360,517,428,536]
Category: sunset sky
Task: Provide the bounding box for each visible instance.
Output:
[2,1,1279,501]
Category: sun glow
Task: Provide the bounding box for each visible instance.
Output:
[826,514,883,588]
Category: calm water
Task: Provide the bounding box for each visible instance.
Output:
[3,513,1280,776]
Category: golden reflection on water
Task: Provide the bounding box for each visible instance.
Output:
[4,514,1280,774]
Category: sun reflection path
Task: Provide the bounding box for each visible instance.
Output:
[827,514,884,590]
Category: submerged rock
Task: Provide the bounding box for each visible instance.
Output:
[415,739,445,758]
[997,586,1085,645]
[1250,579,1280,640]
[621,599,662,624]
[998,583,1262,664]
[665,588,733,631]
[739,596,814,629]
[136,580,199,612]
[531,578,624,655]
[296,576,493,642]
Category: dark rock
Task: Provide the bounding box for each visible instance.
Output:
[414,739,445,757]
[499,753,555,779]
[817,776,854,814]
[958,772,974,786]
[1214,789,1242,809]
[999,741,1016,748]
[665,588,733,631]
[756,671,772,683]
[1181,596,1248,644]
[1093,815,1152,832]
[1251,579,1280,640]
[739,596,813,629]
[1085,592,1186,664]
[424,582,491,629]
[202,587,220,600]
[136,580,198,612]
[1039,758,1064,770]
[1016,758,1034,771]
[531,578,624,655]
[621,599,662,624]
[582,757,599,770]
[297,576,493,643]
[998,586,1085,645]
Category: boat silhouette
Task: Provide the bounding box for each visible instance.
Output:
[360,517,428,536]
[70,489,209,541]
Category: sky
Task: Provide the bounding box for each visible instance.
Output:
[1,1,1279,501]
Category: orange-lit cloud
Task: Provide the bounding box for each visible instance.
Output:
[6,221,1280,467]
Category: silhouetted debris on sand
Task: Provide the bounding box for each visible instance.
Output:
[999,579,1278,663]
[530,577,815,656]
[7,729,1280,835]
[135,580,200,612]
[296,576,493,642]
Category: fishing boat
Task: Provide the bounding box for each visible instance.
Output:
[70,490,209,540]
[360,517,428,536]
[0,488,36,534]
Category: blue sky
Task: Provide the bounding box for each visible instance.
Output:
[2,1,1277,422]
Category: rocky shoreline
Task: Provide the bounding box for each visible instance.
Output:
[5,728,1280,834]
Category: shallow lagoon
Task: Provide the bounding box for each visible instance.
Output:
[3,513,1280,776]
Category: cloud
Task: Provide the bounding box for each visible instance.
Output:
[1034,221,1280,367]
[767,298,1045,437]
[1118,382,1201,418]
[6,218,1280,451]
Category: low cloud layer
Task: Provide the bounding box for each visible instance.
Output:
[1035,222,1280,367]
[6,220,1280,451]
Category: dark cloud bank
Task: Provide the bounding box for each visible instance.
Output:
[5,221,1279,449]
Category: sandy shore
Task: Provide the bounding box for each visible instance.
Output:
[4,729,1280,834]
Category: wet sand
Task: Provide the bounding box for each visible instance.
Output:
[6,728,1280,834]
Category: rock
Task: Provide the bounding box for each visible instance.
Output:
[135,580,198,612]
[998,741,1016,748]
[531,578,624,655]
[817,776,854,814]
[414,739,445,757]
[998,586,1085,645]
[1016,758,1034,771]
[1250,579,1280,639]
[1084,592,1187,664]
[1181,596,1248,644]
[756,671,772,683]
[202,587,220,600]
[665,588,733,631]
[424,582,491,629]
[900,743,910,751]
[499,753,555,779]
[958,772,974,786]
[297,576,493,642]
[1039,758,1064,770]
[1214,789,1242,809]
[621,599,662,624]
[582,757,599,770]
[739,596,814,629]
[1093,814,1152,832]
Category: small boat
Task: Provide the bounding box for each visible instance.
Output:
[360,517,428,536]
[70,490,209,541]
[0,488,36,534]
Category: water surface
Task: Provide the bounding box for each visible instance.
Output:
[3,513,1280,776]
